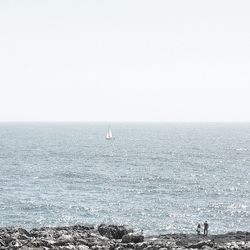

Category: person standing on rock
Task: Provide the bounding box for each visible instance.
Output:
[196,224,201,235]
[204,221,208,236]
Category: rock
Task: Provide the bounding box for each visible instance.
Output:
[187,240,213,249]
[144,246,158,250]
[0,239,5,246]
[97,224,130,239]
[135,242,148,250]
[19,248,45,250]
[18,234,30,240]
[40,239,57,247]
[122,233,144,243]
[18,228,30,236]
[217,244,227,250]
[31,241,43,248]
[77,245,90,250]
[0,225,249,250]
[245,242,250,250]
[92,246,109,250]
[229,242,240,250]
[72,224,94,231]
[58,244,76,250]
[202,246,213,250]
[58,234,75,241]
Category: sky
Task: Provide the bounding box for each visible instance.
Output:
[0,0,250,122]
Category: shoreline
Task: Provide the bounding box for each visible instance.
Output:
[0,224,249,250]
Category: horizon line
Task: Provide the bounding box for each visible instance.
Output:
[0,120,250,123]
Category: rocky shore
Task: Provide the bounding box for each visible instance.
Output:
[0,224,249,250]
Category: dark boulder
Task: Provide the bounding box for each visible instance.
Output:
[122,233,144,243]
[97,224,131,239]
[18,228,30,236]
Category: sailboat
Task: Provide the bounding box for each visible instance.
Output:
[106,126,113,140]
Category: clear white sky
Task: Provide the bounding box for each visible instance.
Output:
[0,0,249,122]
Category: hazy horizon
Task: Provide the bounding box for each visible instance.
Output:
[1,0,250,122]
[0,120,250,122]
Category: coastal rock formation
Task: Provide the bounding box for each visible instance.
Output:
[0,224,249,250]
[122,233,144,243]
[97,224,131,239]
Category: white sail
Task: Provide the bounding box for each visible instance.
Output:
[106,127,113,139]
[108,128,112,138]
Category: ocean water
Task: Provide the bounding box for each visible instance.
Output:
[0,123,249,235]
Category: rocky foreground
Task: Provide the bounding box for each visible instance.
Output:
[0,224,249,250]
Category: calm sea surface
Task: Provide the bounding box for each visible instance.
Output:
[0,123,249,234]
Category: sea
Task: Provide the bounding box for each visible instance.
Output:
[0,123,249,235]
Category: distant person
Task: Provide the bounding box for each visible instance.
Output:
[196,224,201,235]
[204,221,208,236]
